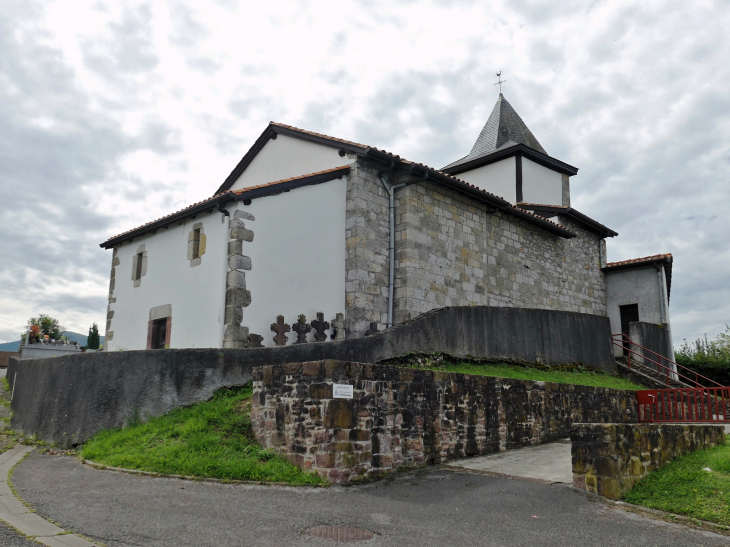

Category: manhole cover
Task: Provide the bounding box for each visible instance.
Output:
[309,526,374,542]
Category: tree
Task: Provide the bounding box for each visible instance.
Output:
[87,323,100,350]
[24,314,65,340]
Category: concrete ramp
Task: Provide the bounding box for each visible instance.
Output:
[446,440,572,484]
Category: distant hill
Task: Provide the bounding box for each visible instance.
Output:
[0,332,105,352]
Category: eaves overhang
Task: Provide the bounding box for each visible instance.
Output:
[517,204,618,238]
[442,143,579,177]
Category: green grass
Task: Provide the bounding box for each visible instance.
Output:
[431,362,643,390]
[81,385,326,486]
[625,440,730,525]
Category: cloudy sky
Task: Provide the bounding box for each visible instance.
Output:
[1,0,728,346]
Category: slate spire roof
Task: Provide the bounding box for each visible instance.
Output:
[444,93,547,170]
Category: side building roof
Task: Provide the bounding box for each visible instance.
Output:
[602,253,673,301]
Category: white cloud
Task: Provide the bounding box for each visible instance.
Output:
[1,0,729,345]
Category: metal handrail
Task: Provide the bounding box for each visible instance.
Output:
[611,333,723,389]
[637,387,730,423]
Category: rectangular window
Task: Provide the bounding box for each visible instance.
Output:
[150,318,168,349]
[135,252,144,280]
[191,228,201,259]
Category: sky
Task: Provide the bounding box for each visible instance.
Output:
[1,0,729,346]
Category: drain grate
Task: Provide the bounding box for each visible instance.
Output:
[309,526,374,542]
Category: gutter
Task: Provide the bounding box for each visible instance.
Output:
[378,163,407,329]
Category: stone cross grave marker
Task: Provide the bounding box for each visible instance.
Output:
[247,333,264,348]
[310,312,330,342]
[331,313,345,341]
[292,314,311,344]
[270,315,290,346]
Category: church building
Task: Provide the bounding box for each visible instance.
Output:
[100,94,673,356]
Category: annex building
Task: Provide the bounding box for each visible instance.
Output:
[100,93,674,357]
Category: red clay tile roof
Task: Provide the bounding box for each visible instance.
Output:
[100,166,351,248]
[604,253,673,269]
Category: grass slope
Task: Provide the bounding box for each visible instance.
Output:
[624,440,730,526]
[81,385,325,486]
[427,362,643,390]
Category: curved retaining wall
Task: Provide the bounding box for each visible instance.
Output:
[7,306,615,446]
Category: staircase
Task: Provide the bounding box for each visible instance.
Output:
[615,358,693,389]
[611,333,722,390]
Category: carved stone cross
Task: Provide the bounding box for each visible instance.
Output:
[310,312,330,342]
[365,322,379,336]
[270,315,290,346]
[247,333,264,348]
[292,314,311,344]
[331,313,345,341]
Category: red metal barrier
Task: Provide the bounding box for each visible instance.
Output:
[611,333,723,389]
[637,387,730,423]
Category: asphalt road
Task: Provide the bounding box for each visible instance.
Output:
[0,521,39,546]
[10,453,730,547]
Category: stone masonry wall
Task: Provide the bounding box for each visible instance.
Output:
[392,178,607,325]
[344,161,391,337]
[571,422,725,500]
[252,360,636,483]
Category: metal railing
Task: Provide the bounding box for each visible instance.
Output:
[611,333,723,389]
[637,387,730,423]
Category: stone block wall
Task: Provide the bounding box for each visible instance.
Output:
[392,178,607,324]
[571,423,725,500]
[344,161,391,337]
[251,360,636,483]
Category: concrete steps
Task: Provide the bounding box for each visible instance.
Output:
[615,359,694,390]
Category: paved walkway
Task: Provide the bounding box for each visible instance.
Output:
[0,446,100,546]
[8,452,730,547]
[446,440,573,483]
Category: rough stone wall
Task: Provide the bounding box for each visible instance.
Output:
[223,210,254,348]
[391,178,606,325]
[105,248,119,343]
[571,423,725,500]
[252,360,636,483]
[344,161,390,337]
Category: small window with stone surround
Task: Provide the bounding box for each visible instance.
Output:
[131,244,147,287]
[188,222,206,267]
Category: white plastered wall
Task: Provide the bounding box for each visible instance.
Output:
[233,178,347,346]
[455,157,516,202]
[521,158,563,205]
[108,209,229,350]
[605,264,673,358]
[230,134,351,190]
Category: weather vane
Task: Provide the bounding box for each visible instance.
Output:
[494,71,506,93]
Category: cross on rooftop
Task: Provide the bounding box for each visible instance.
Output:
[494,71,506,94]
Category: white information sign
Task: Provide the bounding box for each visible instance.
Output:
[333,383,354,399]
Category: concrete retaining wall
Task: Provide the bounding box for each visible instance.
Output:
[628,321,674,373]
[7,306,616,447]
[252,361,637,483]
[571,423,725,500]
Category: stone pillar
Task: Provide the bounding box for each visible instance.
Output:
[105,248,119,347]
[223,210,254,348]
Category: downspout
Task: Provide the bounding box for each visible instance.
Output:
[655,263,675,376]
[378,164,407,329]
